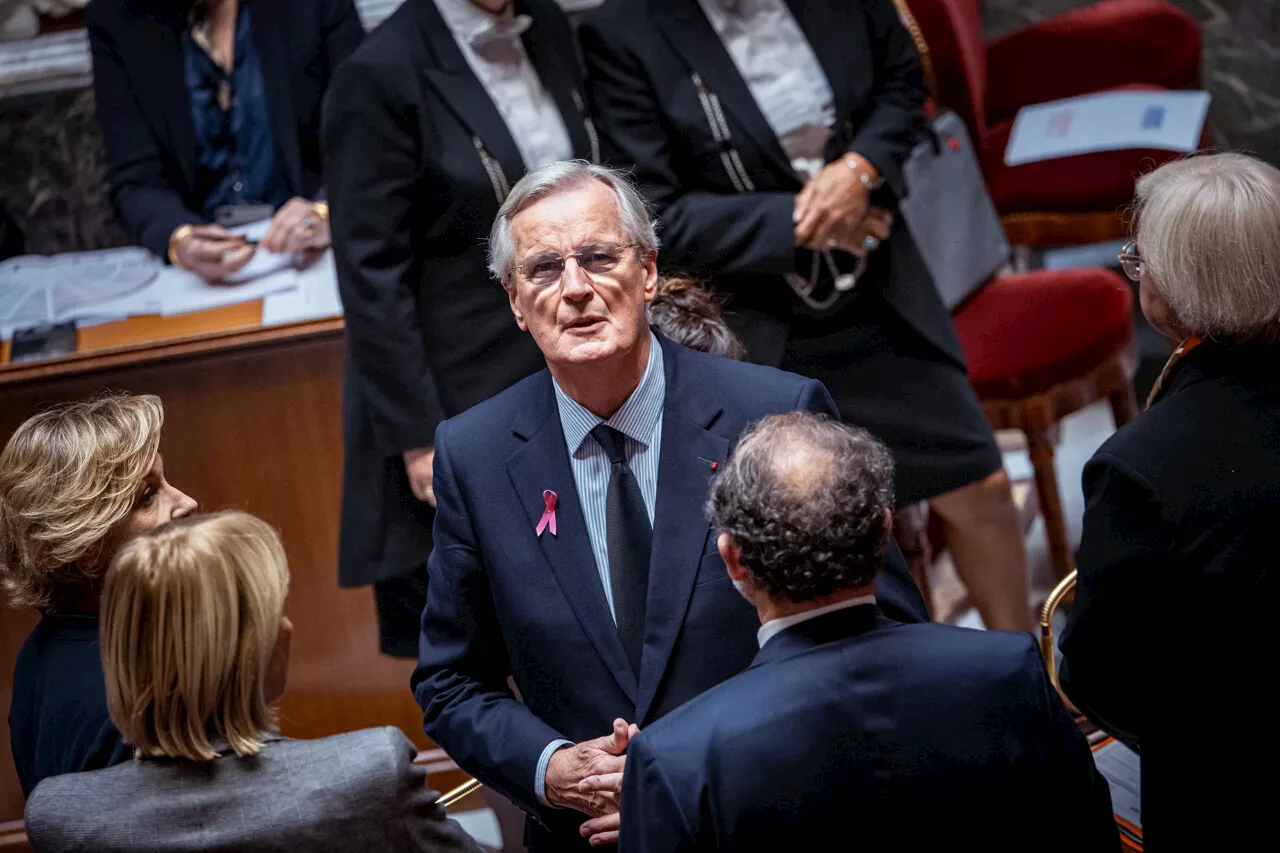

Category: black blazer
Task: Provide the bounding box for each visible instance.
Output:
[579,0,962,367]
[85,0,364,257]
[411,336,929,852]
[1060,341,1280,850]
[620,606,1118,853]
[322,0,598,588]
[9,614,131,797]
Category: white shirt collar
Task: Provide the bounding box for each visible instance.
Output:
[756,595,877,648]
[433,0,531,46]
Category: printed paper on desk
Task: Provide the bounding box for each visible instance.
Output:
[262,250,343,326]
[1005,90,1210,166]
[160,267,300,317]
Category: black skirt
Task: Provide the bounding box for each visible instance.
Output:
[775,289,1001,508]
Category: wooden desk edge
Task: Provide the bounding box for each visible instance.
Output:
[0,317,345,387]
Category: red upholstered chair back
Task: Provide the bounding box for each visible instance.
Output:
[901,0,990,141]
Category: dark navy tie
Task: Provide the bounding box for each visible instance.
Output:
[591,424,651,675]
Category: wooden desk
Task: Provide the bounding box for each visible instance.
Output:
[0,300,435,847]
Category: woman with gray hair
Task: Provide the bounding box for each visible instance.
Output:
[1059,151,1280,850]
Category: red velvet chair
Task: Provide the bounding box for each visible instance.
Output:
[898,0,1203,245]
[951,268,1138,580]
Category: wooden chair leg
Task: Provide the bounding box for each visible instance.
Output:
[1026,427,1073,580]
[893,502,933,620]
[1108,382,1140,428]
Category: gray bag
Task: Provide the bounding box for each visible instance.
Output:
[900,110,1010,310]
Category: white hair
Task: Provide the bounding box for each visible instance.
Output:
[486,160,659,282]
[1135,152,1280,343]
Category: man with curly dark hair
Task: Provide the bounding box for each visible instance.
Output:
[589,411,1120,853]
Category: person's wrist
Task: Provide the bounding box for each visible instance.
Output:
[842,153,883,190]
[168,223,195,269]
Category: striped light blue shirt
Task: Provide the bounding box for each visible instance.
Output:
[534,331,665,804]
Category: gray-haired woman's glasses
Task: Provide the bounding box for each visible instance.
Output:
[516,243,641,287]
[1118,240,1143,282]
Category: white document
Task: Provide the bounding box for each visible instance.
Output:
[261,250,343,326]
[1094,739,1141,830]
[222,219,298,283]
[1005,90,1210,166]
[0,247,160,330]
[159,266,299,316]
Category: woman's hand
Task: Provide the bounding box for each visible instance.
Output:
[172,224,255,281]
[260,197,330,254]
[826,207,895,258]
[793,155,879,251]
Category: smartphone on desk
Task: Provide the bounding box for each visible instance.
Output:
[9,321,76,364]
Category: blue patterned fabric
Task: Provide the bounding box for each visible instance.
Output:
[182,3,291,219]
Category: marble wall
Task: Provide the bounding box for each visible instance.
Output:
[0,0,1277,255]
[983,0,1280,164]
[0,86,126,255]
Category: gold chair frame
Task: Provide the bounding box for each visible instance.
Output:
[1039,569,1078,691]
[439,777,484,809]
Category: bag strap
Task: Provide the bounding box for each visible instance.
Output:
[890,0,939,105]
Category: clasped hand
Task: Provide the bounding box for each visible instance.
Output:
[793,158,893,256]
[544,718,639,847]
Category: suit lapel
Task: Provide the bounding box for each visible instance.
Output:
[520,8,594,162]
[416,0,529,186]
[634,339,730,723]
[506,377,638,703]
[649,0,796,181]
[145,10,199,192]
[250,1,303,192]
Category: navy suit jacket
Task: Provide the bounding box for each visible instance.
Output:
[620,606,1119,853]
[411,335,928,851]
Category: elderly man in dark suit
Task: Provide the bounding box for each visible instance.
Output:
[411,161,929,851]
[601,412,1117,853]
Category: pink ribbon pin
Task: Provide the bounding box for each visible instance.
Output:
[535,490,558,537]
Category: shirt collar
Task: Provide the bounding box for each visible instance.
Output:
[757,595,877,648]
[432,0,532,46]
[554,331,665,456]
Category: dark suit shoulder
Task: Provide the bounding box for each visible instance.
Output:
[641,622,1042,758]
[1089,368,1280,503]
[332,2,422,87]
[672,345,819,411]
[435,368,551,449]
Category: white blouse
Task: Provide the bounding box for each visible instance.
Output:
[695,0,836,180]
[433,0,574,172]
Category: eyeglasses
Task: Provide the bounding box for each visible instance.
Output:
[515,243,641,287]
[1118,240,1143,282]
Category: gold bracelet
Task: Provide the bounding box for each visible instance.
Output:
[168,223,196,269]
[311,201,329,221]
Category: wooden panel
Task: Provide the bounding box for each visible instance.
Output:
[0,325,429,831]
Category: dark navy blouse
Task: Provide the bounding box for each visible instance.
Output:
[9,613,132,796]
[181,2,291,220]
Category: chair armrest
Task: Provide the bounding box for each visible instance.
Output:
[985,0,1201,123]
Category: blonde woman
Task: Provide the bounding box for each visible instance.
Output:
[1,393,196,795]
[23,511,480,853]
[1059,152,1280,850]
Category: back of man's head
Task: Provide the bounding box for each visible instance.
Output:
[707,412,894,603]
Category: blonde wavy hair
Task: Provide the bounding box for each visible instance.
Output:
[102,510,290,761]
[0,393,164,611]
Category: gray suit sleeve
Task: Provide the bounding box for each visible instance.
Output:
[387,731,486,853]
